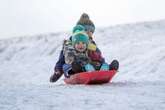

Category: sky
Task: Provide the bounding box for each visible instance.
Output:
[0,0,165,39]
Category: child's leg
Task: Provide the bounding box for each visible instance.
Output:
[100,63,109,70]
[84,63,95,72]
[63,64,73,78]
[72,61,83,73]
[109,60,119,71]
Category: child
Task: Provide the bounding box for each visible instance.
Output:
[62,30,90,77]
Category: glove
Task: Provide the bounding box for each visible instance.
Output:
[64,45,76,64]
[63,64,72,78]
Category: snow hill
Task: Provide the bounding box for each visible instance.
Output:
[0,20,165,110]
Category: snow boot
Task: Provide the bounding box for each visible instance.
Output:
[50,70,63,82]
[109,60,119,71]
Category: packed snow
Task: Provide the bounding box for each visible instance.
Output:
[0,20,165,110]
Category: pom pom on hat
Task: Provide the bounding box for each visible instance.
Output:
[72,25,85,33]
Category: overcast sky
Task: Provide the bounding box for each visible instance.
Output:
[0,0,165,39]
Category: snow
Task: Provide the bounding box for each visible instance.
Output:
[0,20,165,110]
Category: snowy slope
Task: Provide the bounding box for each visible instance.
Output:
[0,20,165,110]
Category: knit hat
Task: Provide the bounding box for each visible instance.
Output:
[72,31,89,46]
[77,13,95,33]
[72,25,85,33]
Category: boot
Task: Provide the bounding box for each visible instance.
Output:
[50,70,63,82]
[109,60,119,71]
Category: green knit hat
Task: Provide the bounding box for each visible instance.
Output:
[77,13,95,33]
[72,25,85,33]
[72,31,89,46]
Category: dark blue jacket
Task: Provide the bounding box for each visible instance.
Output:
[54,50,65,71]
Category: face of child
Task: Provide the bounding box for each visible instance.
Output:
[86,31,93,39]
[74,42,87,52]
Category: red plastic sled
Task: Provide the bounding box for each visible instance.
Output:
[64,70,117,85]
